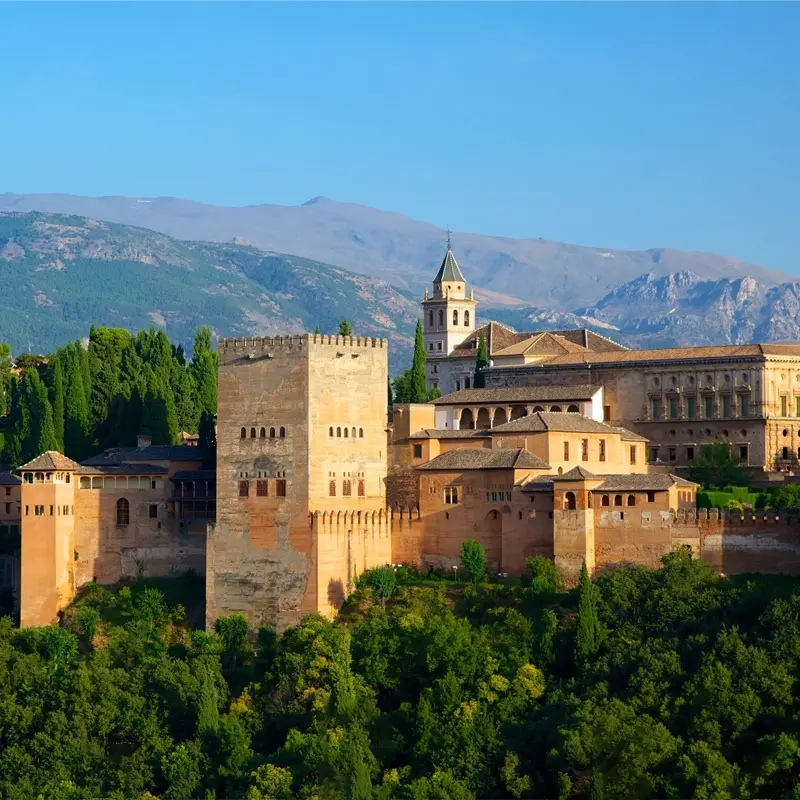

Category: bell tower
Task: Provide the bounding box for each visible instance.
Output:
[421,231,477,391]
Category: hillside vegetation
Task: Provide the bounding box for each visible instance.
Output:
[3,552,800,799]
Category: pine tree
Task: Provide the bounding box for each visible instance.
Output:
[410,320,427,403]
[575,561,601,662]
[51,358,65,451]
[338,320,353,337]
[191,326,217,421]
[474,334,489,389]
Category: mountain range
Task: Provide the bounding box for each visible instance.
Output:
[0,193,793,310]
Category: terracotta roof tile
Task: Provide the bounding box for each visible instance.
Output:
[553,465,599,481]
[18,451,81,471]
[417,448,551,471]
[433,385,600,405]
[0,472,21,486]
[409,429,490,439]
[491,412,634,436]
[77,463,169,476]
[83,445,205,466]
[597,474,698,491]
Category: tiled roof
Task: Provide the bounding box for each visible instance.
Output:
[0,472,21,486]
[83,445,206,467]
[417,448,551,471]
[77,463,169,476]
[610,426,648,442]
[19,451,82,471]
[171,470,217,481]
[432,385,600,405]
[553,466,599,481]
[433,248,466,284]
[518,475,556,491]
[449,322,527,359]
[491,412,624,435]
[492,332,590,358]
[409,429,490,439]
[597,474,698,491]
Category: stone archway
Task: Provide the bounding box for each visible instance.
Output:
[459,408,475,429]
[510,406,527,420]
[564,491,577,510]
[567,404,580,413]
[476,408,491,429]
[493,407,508,427]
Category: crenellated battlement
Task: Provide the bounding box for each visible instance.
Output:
[219,333,387,353]
[696,507,800,525]
[309,508,391,539]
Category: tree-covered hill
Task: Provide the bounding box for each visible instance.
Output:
[0,211,418,372]
[3,552,800,799]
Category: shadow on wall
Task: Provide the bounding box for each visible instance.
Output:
[328,578,345,612]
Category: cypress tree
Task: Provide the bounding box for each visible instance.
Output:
[22,370,57,461]
[64,350,92,461]
[140,375,179,445]
[409,320,427,403]
[191,326,217,420]
[474,334,489,389]
[0,342,11,417]
[51,358,65,451]
[575,561,601,662]
[88,327,130,451]
[196,662,220,737]
[3,376,25,469]
[387,379,393,407]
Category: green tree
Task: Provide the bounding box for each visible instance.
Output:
[575,561,601,662]
[338,320,353,337]
[460,539,487,583]
[526,555,563,593]
[370,566,397,608]
[473,335,489,389]
[22,369,58,461]
[2,376,25,468]
[140,374,179,445]
[246,764,293,800]
[689,442,746,489]
[191,326,218,421]
[314,325,321,336]
[392,371,412,404]
[51,358,65,451]
[770,483,800,509]
[88,327,130,450]
[387,379,393,407]
[410,320,427,403]
[196,662,220,737]
[63,346,92,461]
[0,342,11,417]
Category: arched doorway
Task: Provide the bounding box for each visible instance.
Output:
[564,491,577,510]
[459,409,475,429]
[493,407,508,427]
[476,408,491,429]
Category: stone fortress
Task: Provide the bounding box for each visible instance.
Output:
[5,244,800,628]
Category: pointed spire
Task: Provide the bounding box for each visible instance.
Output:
[446,226,452,251]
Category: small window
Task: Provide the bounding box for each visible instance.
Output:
[257,480,268,497]
[270,427,276,438]
[413,444,423,458]
[359,428,364,438]
[464,310,470,327]
[437,342,443,351]
[260,427,266,438]
[601,495,609,507]
[250,427,256,439]
[429,311,434,327]
[239,480,249,498]
[741,445,749,462]
[581,439,589,461]
[669,398,679,420]
[344,427,349,438]
[687,446,695,461]
[781,396,788,416]
[329,426,334,437]
[337,427,341,437]
[568,404,580,413]
[351,427,356,438]
[599,440,606,462]
[276,480,286,497]
[329,480,336,497]
[563,442,569,460]
[117,497,130,526]
[429,343,434,351]
[614,495,622,507]
[280,427,286,438]
[240,428,247,439]
[444,487,459,504]
[627,495,635,507]
[343,480,352,497]
[465,377,471,389]
[668,447,677,462]
[24,506,29,516]
[49,505,54,516]
[438,310,444,326]
[647,491,656,503]
[630,445,636,465]
[358,480,365,497]
[603,405,611,422]
[453,310,459,326]
[149,504,158,519]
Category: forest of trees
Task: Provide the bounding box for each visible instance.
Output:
[1,549,799,799]
[0,326,218,468]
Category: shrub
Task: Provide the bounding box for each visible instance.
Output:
[461,539,487,583]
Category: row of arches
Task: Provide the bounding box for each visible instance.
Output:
[329,426,365,439]
[428,309,470,328]
[458,404,581,429]
[562,492,651,510]
[240,426,286,440]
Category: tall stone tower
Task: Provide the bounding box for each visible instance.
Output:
[422,239,476,392]
[209,333,391,632]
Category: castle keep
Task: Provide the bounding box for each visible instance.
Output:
[7,245,800,628]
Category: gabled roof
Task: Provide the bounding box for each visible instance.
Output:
[18,451,81,471]
[597,474,699,491]
[492,332,590,358]
[432,385,600,405]
[417,448,551,471]
[83,444,206,467]
[553,465,599,481]
[433,248,466,284]
[409,429,490,439]
[0,472,21,486]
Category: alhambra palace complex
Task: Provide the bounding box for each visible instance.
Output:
[7,247,800,629]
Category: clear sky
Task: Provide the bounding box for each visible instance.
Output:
[1,3,799,272]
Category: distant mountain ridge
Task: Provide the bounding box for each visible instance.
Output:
[0,192,793,310]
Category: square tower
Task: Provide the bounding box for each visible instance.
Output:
[209,333,391,631]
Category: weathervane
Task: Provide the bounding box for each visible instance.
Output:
[446,226,452,251]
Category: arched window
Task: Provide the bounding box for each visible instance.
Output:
[464,310,470,327]
[438,310,444,326]
[533,406,544,412]
[269,427,276,438]
[453,309,458,326]
[344,427,349,438]
[429,311,434,327]
[550,406,562,413]
[337,427,341,437]
[116,498,130,526]
[567,404,580,413]
[329,426,334,437]
[329,480,336,497]
[565,492,576,510]
[351,427,356,438]
[359,428,364,438]
[614,495,623,506]
[280,427,286,438]
[601,495,610,507]
[260,427,266,439]
[627,495,636,506]
[240,428,246,439]
[250,427,256,439]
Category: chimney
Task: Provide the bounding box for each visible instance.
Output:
[136,434,152,449]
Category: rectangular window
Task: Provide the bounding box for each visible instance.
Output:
[722,394,732,418]
[444,487,459,504]
[429,343,434,351]
[49,505,53,516]
[599,439,606,462]
[437,342,443,351]
[276,480,287,497]
[4,488,9,496]
[781,395,788,416]
[669,397,679,420]
[651,398,662,420]
[329,480,336,497]
[686,397,696,419]
[650,447,659,462]
[412,444,422,459]
[4,503,9,515]
[603,405,611,422]
[704,395,713,419]
[358,480,365,497]
[784,446,790,460]
[630,445,636,464]
[343,480,352,497]
[687,446,695,461]
[34,506,43,517]
[737,395,748,417]
[740,445,749,463]
[563,441,569,460]
[149,504,158,519]
[668,447,677,462]
[581,439,589,461]
[647,491,656,503]
[24,506,29,516]
[238,480,249,498]
[256,480,268,497]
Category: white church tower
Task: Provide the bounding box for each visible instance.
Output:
[421,233,476,392]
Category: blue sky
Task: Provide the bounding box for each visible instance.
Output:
[1,3,799,272]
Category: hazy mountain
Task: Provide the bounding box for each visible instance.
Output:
[0,211,418,371]
[0,193,792,310]
[486,271,800,350]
